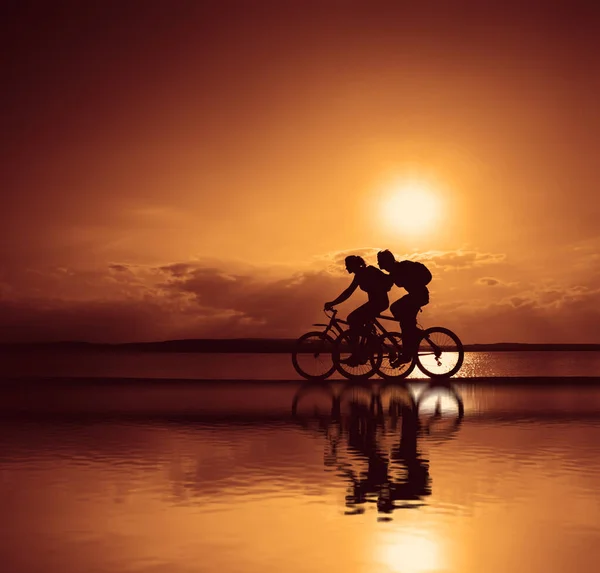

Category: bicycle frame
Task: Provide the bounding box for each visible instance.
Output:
[314,309,398,336]
[371,314,396,336]
[311,309,349,339]
[318,309,443,361]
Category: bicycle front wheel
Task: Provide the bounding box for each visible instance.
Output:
[376,331,416,380]
[333,331,382,380]
[292,331,336,380]
[415,327,464,379]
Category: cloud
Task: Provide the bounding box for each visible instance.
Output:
[0,297,174,343]
[430,282,600,344]
[158,262,194,277]
[475,276,522,288]
[477,277,501,286]
[158,264,348,336]
[314,248,509,277]
[310,247,382,274]
[423,250,507,271]
[0,259,352,342]
[0,249,599,343]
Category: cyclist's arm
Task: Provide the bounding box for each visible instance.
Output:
[325,277,359,307]
[381,271,394,290]
[389,270,404,288]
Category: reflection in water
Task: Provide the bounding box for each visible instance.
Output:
[291,381,464,517]
[3,381,600,573]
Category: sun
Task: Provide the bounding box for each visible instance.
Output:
[380,179,442,236]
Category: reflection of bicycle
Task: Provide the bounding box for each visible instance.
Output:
[291,380,451,516]
[291,308,465,381]
[416,382,465,441]
[291,380,464,447]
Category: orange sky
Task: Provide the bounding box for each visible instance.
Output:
[2,1,599,343]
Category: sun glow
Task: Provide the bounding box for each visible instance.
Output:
[376,530,443,573]
[380,179,442,236]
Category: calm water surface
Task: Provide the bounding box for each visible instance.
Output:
[1,379,600,573]
[1,349,600,379]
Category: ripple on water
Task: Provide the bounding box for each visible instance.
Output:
[2,384,600,573]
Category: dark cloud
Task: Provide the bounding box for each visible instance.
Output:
[158,263,194,277]
[0,260,351,342]
[433,284,600,343]
[0,253,599,343]
[507,296,533,308]
[0,298,172,343]
[477,277,500,286]
[159,265,348,337]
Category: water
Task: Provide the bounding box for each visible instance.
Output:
[1,378,600,573]
[1,349,600,379]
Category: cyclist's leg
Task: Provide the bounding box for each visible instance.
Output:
[344,302,377,364]
[403,288,430,358]
[359,298,388,337]
[345,304,368,361]
[414,287,429,335]
[390,294,421,363]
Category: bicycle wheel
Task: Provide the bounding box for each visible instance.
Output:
[415,327,464,379]
[333,330,382,380]
[416,382,464,441]
[379,380,416,420]
[292,331,336,380]
[338,381,377,417]
[376,331,416,380]
[291,381,337,425]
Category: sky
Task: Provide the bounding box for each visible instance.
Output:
[2,0,600,343]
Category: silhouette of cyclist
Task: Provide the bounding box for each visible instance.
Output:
[377,249,431,365]
[325,255,392,366]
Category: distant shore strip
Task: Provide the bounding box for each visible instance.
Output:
[1,340,600,353]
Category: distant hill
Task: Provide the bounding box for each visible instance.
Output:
[1,339,600,353]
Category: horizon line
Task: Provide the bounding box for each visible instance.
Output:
[1,338,600,349]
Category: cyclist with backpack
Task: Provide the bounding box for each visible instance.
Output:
[324,255,393,366]
[377,249,432,366]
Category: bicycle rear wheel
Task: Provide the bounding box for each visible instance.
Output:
[292,331,336,380]
[415,327,464,379]
[376,331,416,380]
[333,330,382,380]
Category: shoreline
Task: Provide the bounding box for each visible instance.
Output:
[2,341,600,353]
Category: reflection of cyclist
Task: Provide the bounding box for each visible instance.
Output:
[290,381,442,516]
[324,255,392,366]
[344,397,430,513]
[377,249,432,365]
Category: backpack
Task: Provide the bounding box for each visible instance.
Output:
[360,265,393,293]
[396,260,432,289]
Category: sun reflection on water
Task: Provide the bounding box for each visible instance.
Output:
[376,529,443,573]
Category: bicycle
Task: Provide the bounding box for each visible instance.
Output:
[292,309,464,381]
[291,308,349,380]
[291,308,409,381]
[332,313,464,381]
